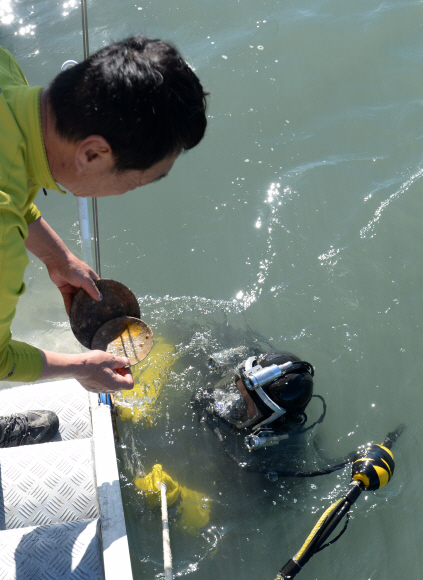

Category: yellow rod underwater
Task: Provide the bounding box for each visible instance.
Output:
[160,481,173,580]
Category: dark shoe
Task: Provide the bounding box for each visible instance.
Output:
[0,411,59,448]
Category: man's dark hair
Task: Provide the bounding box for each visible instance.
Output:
[48,36,208,172]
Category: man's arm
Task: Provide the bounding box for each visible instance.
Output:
[38,349,133,394]
[25,216,134,393]
[24,216,101,315]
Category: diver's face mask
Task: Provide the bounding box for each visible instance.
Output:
[211,356,295,431]
[207,351,314,450]
[212,372,264,430]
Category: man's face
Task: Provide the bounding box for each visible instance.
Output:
[72,152,179,198]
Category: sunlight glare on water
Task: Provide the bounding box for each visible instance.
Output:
[0,1,14,25]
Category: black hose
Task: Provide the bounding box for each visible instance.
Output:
[382,424,405,450]
[296,394,327,435]
[221,434,357,479]
[312,497,355,552]
[315,511,350,553]
[289,361,314,377]
[258,458,352,479]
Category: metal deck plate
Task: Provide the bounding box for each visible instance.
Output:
[0,379,92,441]
[0,438,98,530]
[0,379,132,580]
[0,519,103,580]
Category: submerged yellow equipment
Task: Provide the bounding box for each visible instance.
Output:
[134,464,211,534]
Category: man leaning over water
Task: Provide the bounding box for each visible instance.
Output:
[0,36,208,394]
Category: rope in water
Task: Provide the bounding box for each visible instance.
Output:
[80,0,101,277]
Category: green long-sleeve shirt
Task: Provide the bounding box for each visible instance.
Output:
[0,46,65,381]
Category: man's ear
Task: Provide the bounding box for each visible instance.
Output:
[75,135,113,173]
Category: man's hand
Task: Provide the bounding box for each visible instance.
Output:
[47,254,101,315]
[25,216,102,314]
[77,350,134,393]
[38,349,134,393]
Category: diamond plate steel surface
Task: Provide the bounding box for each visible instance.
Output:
[0,439,99,530]
[0,381,132,580]
[0,519,104,580]
[0,379,92,441]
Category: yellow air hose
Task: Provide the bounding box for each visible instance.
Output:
[293,498,343,562]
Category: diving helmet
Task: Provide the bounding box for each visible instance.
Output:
[204,350,314,449]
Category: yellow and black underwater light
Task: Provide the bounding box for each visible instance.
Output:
[275,424,404,580]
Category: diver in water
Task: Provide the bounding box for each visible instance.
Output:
[191,348,354,481]
[129,345,362,535]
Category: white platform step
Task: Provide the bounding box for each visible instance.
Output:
[0,519,103,579]
[0,438,98,530]
[0,379,133,580]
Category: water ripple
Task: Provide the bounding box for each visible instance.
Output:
[360,167,423,239]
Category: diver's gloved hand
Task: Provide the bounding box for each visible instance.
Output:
[134,464,211,534]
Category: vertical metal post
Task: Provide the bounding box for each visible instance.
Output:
[61,59,94,269]
[92,197,101,277]
[80,0,102,277]
[81,0,89,57]
[77,198,94,267]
